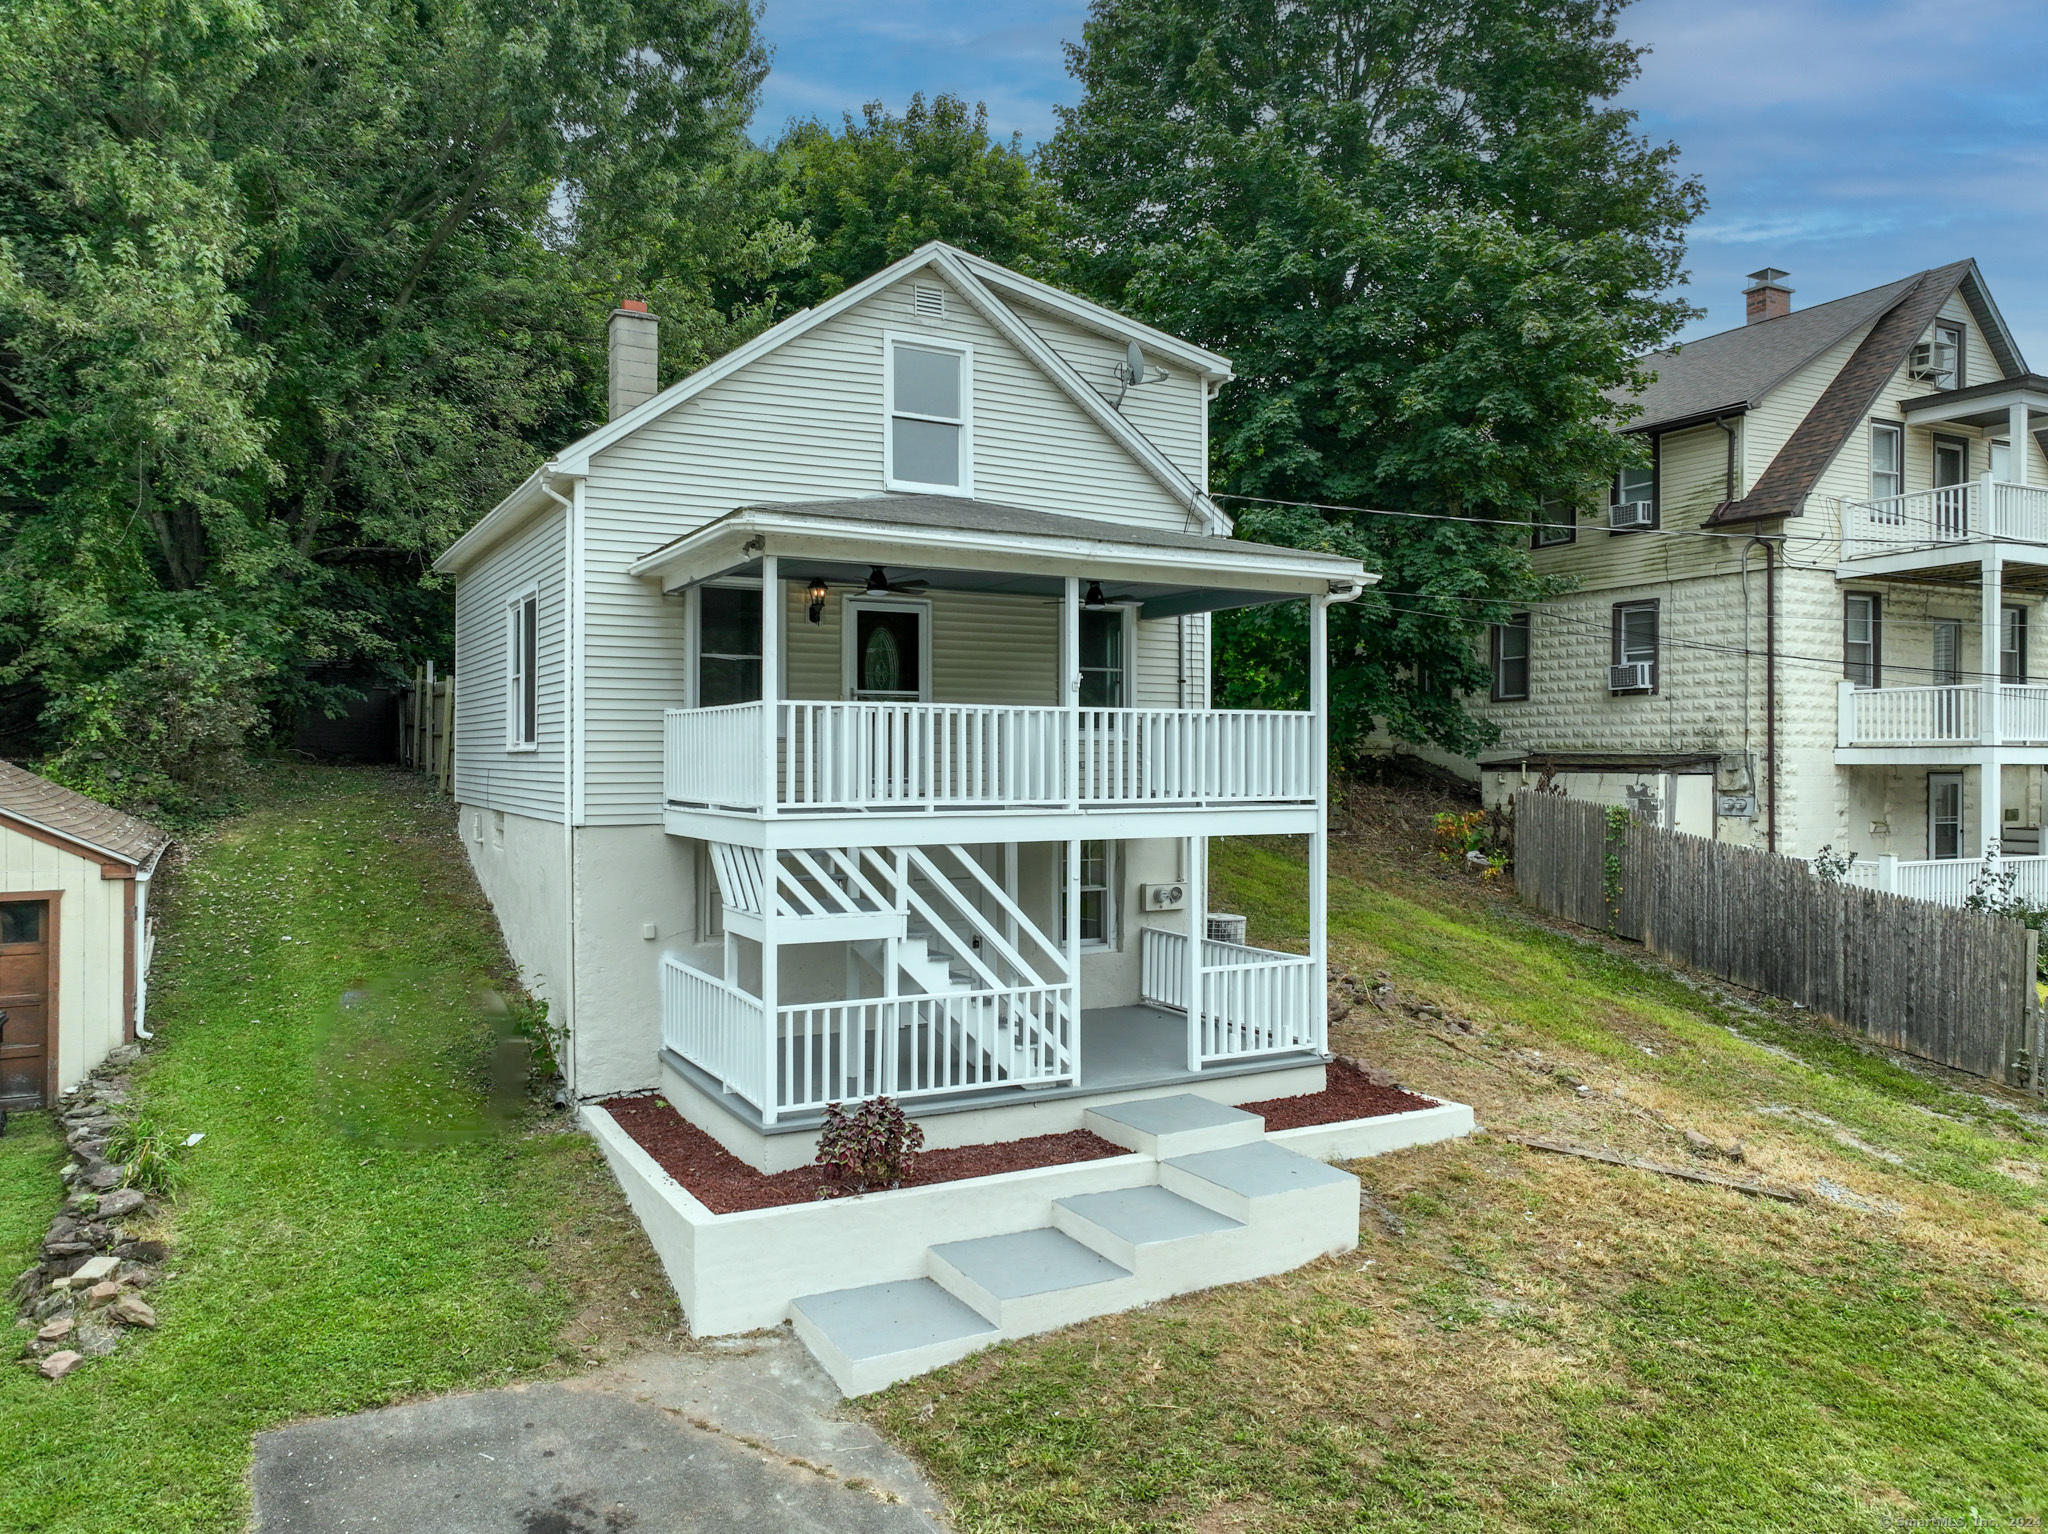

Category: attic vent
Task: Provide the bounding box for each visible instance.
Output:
[911,285,945,319]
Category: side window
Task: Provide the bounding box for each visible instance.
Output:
[1611,442,1658,530]
[887,338,970,491]
[1870,421,1903,503]
[2004,606,2028,685]
[1491,613,1530,701]
[506,590,538,749]
[1610,601,1658,693]
[698,585,763,707]
[1936,320,1966,389]
[1079,608,1128,707]
[1077,841,1115,948]
[1844,593,1880,688]
[1531,502,1576,548]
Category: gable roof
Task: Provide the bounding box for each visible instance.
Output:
[1623,260,2023,436]
[1707,260,1982,526]
[0,761,169,868]
[434,245,1231,576]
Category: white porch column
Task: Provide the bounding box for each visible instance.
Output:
[1064,836,1082,1057]
[1981,548,2004,857]
[759,553,779,1123]
[1061,575,1080,809]
[1309,592,1331,1055]
[1184,833,1204,1073]
[2013,402,2031,487]
[1876,853,1899,894]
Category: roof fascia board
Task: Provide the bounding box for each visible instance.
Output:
[625,509,1365,587]
[1622,404,1749,437]
[948,249,1234,378]
[929,249,1227,535]
[433,467,558,576]
[0,807,142,866]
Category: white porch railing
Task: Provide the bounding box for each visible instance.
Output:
[1140,926,1322,1064]
[661,957,1075,1118]
[665,702,1319,813]
[1842,477,2048,560]
[1839,682,2048,747]
[1846,854,2048,907]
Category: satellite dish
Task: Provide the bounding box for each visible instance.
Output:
[1124,340,1146,387]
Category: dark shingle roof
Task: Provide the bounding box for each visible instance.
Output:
[1622,274,1924,433]
[0,762,170,866]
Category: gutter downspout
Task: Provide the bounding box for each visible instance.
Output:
[1746,535,1779,853]
[1715,415,1738,506]
[132,847,163,1039]
[538,467,579,1098]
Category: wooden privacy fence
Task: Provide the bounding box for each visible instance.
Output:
[399,662,455,794]
[1512,791,2045,1090]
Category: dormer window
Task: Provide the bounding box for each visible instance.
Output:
[886,336,972,493]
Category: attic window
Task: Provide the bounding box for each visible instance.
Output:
[912,285,945,318]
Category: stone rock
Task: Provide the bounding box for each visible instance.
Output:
[73,1319,121,1357]
[63,1115,119,1134]
[84,1281,121,1307]
[114,1263,158,1289]
[8,1266,41,1304]
[105,1045,140,1066]
[70,1255,119,1286]
[113,1239,167,1264]
[40,1241,92,1260]
[95,1189,145,1221]
[108,1294,156,1329]
[84,1165,124,1192]
[29,1293,71,1322]
[38,1350,82,1380]
[35,1317,73,1343]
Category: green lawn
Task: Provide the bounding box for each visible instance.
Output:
[0,767,671,1533]
[870,825,2048,1532]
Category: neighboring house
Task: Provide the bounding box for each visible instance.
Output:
[1470,262,2048,894]
[434,243,1375,1139]
[0,763,167,1107]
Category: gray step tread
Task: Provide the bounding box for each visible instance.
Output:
[790,1279,996,1361]
[1057,1185,1244,1245]
[1090,1093,1262,1138]
[1167,1140,1357,1197]
[930,1228,1131,1299]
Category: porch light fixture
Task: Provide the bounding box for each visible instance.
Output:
[1083,581,1109,609]
[805,577,829,624]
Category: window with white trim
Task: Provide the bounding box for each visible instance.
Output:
[2004,605,2028,684]
[886,337,970,491]
[697,584,763,707]
[1610,600,1658,693]
[1844,593,1880,688]
[1079,608,1129,707]
[506,589,538,749]
[1870,421,1903,503]
[1076,840,1115,948]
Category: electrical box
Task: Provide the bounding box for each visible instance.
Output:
[1141,882,1186,912]
[1716,793,1758,819]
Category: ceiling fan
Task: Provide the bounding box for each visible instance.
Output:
[861,567,929,596]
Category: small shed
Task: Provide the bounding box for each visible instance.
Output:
[0,763,169,1107]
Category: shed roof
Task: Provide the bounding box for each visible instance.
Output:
[0,762,170,867]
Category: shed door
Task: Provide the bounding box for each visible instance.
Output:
[0,900,52,1109]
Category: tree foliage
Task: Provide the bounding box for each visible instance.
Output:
[770,93,1054,309]
[0,0,770,805]
[1043,0,1703,753]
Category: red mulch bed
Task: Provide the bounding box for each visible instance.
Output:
[1239,1059,1438,1130]
[599,1095,1126,1214]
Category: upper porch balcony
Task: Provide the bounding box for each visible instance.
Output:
[630,493,1372,845]
[1837,679,2048,762]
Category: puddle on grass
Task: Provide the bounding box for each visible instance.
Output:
[314,971,533,1147]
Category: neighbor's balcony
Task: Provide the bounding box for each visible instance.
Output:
[1842,478,2048,562]
[1837,680,2048,750]
[664,701,1321,816]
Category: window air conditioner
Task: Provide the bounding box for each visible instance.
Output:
[1609,500,1655,531]
[1609,661,1654,693]
[1909,340,1957,382]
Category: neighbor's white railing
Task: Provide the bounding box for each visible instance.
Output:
[1846,854,2048,908]
[1842,477,2048,560]
[664,702,764,808]
[1839,681,2048,747]
[1141,926,1321,1064]
[664,703,1319,812]
[662,956,1074,1118]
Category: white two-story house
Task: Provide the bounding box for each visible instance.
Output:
[434,244,1374,1165]
[1471,261,2048,901]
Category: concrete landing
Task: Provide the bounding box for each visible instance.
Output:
[250,1334,947,1533]
[1084,1093,1265,1157]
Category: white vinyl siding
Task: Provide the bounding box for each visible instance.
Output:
[452,507,566,819]
[573,271,1204,823]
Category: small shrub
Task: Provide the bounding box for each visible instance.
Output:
[1811,844,1856,885]
[815,1096,924,1194]
[103,1114,182,1197]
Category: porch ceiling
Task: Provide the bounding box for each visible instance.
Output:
[1899,373,2048,430]
[626,495,1374,620]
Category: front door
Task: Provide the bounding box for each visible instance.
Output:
[0,899,52,1108]
[1934,435,1971,537]
[1929,773,1964,860]
[847,601,928,702]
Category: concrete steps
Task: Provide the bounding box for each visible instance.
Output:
[788,1094,1361,1395]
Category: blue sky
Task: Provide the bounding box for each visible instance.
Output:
[753,0,2048,357]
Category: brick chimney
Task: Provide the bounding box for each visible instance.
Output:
[608,299,659,420]
[1744,268,1793,325]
